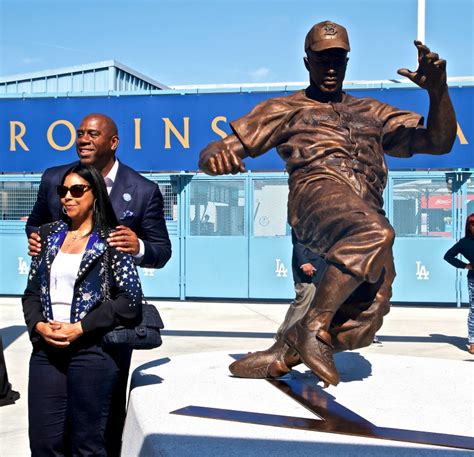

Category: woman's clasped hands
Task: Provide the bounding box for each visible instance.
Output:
[35,320,83,347]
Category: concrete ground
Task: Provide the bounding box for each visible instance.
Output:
[0,297,472,456]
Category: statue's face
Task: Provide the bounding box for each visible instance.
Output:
[304,48,348,95]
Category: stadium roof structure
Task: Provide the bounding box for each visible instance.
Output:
[0,60,170,94]
[1,58,471,97]
[169,76,474,93]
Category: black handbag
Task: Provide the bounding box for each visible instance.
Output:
[100,247,164,350]
[102,303,164,349]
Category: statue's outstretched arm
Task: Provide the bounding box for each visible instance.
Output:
[398,40,457,155]
[199,134,248,175]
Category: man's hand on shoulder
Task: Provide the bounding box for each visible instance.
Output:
[107,225,140,255]
[28,232,42,257]
[397,40,447,94]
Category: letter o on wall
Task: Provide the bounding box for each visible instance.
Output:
[47,120,76,151]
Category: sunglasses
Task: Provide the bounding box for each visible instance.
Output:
[56,184,92,198]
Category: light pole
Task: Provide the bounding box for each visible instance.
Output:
[417,0,426,43]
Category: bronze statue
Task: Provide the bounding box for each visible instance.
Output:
[199,20,456,386]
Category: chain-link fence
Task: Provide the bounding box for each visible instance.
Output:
[0,180,40,221]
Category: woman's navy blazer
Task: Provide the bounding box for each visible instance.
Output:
[22,221,143,343]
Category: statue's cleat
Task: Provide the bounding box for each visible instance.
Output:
[229,340,301,379]
[285,322,340,386]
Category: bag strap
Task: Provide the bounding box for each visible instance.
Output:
[101,246,112,301]
[36,223,54,262]
[100,243,147,305]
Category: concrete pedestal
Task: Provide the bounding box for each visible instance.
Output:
[122,351,473,456]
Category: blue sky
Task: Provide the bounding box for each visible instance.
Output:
[0,0,472,85]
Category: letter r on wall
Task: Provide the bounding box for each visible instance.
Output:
[10,121,29,151]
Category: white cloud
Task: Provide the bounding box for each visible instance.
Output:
[249,67,270,81]
[22,57,42,65]
[33,42,87,53]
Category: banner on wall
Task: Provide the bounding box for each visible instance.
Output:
[1,87,472,173]
[420,194,474,209]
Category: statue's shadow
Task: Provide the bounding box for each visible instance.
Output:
[334,351,372,382]
[288,352,373,383]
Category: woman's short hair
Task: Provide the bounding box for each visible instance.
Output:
[60,164,118,236]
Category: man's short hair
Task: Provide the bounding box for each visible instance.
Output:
[82,113,118,136]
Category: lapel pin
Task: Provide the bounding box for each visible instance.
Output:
[122,193,132,202]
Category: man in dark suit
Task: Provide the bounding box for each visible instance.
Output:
[230,230,324,378]
[26,113,171,269]
[26,113,171,456]
[276,231,325,339]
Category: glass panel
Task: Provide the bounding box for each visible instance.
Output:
[148,180,178,222]
[142,178,179,236]
[0,181,40,220]
[189,180,245,236]
[392,178,453,237]
[252,179,289,237]
[466,176,474,217]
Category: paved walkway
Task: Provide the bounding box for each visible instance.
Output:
[0,297,471,456]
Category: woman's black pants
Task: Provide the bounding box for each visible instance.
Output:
[28,338,131,457]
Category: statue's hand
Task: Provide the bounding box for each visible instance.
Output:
[397,40,447,94]
[199,139,246,176]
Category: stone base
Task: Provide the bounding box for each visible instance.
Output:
[122,351,473,456]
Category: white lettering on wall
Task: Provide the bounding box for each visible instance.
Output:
[275,259,288,278]
[18,257,29,275]
[415,261,430,280]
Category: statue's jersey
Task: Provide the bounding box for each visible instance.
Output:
[231,89,422,197]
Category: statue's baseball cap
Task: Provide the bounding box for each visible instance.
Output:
[304,20,350,53]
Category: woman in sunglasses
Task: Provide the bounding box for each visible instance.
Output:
[22,164,143,456]
[444,213,474,355]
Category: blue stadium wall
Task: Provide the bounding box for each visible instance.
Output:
[1,86,473,304]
